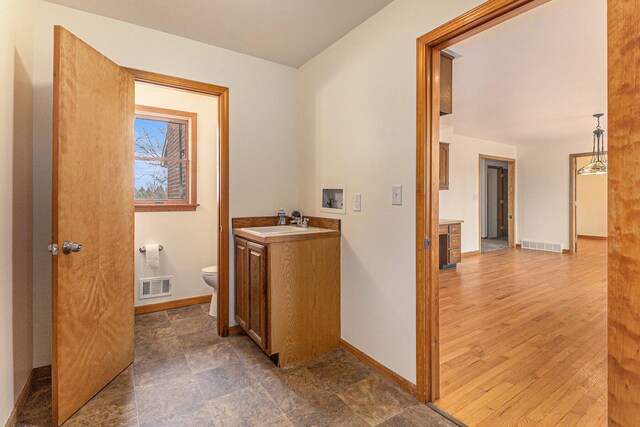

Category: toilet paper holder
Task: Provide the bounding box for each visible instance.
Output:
[139,245,163,253]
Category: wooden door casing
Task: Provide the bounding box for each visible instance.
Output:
[247,242,267,350]
[52,26,134,425]
[234,238,248,330]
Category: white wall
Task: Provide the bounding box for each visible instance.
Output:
[32,0,299,366]
[516,139,604,249]
[298,0,485,383]
[576,155,607,237]
[134,83,218,307]
[0,0,34,422]
[439,127,516,253]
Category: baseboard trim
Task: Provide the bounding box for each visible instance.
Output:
[4,364,52,427]
[462,250,480,259]
[578,235,607,240]
[228,325,243,336]
[4,372,33,427]
[339,339,416,397]
[33,365,51,381]
[135,295,212,315]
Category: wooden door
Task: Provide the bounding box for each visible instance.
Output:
[507,161,515,247]
[52,26,134,426]
[496,167,504,237]
[234,237,249,330]
[497,167,508,238]
[247,242,267,350]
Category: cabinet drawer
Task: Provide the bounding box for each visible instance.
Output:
[439,225,449,235]
[449,249,461,264]
[449,234,461,249]
[449,224,461,235]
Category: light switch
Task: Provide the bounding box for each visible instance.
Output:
[392,185,402,205]
[353,194,362,212]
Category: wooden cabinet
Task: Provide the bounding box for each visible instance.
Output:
[232,222,341,367]
[440,52,453,116]
[234,238,248,330]
[234,238,267,350]
[439,220,463,269]
[439,142,450,190]
[246,242,267,350]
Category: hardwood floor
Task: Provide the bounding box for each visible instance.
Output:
[436,239,607,426]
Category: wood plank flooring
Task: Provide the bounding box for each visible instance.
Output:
[436,239,607,426]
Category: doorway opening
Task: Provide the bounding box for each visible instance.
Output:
[50,27,230,424]
[569,151,608,254]
[416,0,611,424]
[126,69,230,337]
[479,155,515,253]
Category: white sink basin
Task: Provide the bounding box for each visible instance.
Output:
[240,225,332,238]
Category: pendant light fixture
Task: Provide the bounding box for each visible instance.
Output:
[577,113,607,175]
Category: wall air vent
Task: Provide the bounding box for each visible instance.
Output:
[139,276,173,299]
[521,240,562,253]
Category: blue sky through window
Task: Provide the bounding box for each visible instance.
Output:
[135,118,168,195]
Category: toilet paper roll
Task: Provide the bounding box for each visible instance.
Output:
[145,244,160,269]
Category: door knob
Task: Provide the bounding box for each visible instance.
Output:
[62,241,82,255]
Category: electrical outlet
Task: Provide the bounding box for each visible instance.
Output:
[353,194,361,212]
[392,185,402,205]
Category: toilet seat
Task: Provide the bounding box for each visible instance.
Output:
[202,265,217,276]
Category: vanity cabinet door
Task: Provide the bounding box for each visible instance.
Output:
[247,242,268,351]
[234,238,249,331]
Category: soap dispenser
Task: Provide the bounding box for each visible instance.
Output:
[277,208,286,225]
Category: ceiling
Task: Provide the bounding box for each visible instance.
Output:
[43,0,394,68]
[441,0,607,146]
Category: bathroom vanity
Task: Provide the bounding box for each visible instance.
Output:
[232,217,341,367]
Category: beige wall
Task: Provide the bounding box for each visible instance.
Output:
[298,0,486,383]
[439,126,517,252]
[134,83,218,306]
[32,0,300,366]
[576,155,607,237]
[516,139,607,249]
[0,0,34,422]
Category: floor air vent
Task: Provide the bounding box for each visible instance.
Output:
[521,240,562,253]
[139,276,173,299]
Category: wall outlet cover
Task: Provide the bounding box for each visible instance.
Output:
[353,194,361,212]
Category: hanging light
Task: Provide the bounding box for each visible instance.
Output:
[577,113,607,175]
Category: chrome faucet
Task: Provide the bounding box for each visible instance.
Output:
[289,210,309,228]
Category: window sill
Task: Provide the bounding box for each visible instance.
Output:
[135,203,198,212]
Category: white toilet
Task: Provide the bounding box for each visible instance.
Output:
[201,265,218,317]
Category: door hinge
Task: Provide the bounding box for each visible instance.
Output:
[48,243,58,256]
[424,238,431,249]
[220,225,223,233]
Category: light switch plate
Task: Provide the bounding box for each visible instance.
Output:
[392,185,402,205]
[353,194,361,212]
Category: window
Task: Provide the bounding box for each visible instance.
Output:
[134,105,197,211]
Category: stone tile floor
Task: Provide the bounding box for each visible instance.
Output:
[16,303,457,426]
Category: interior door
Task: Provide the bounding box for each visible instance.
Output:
[507,161,515,247]
[51,26,134,425]
[496,167,505,237]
